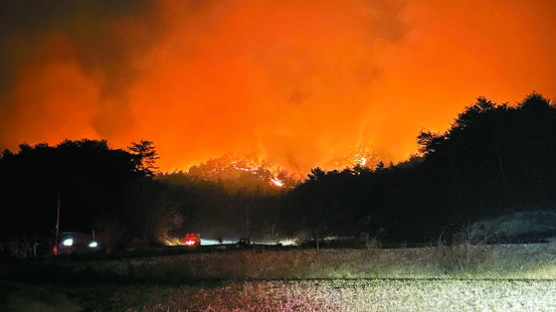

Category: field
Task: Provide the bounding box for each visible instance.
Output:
[2,242,556,311]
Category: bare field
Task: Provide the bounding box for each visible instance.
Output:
[34,243,556,281]
[16,278,554,312]
[2,243,556,311]
[124,279,556,312]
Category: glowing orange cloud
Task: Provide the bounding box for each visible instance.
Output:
[0,0,554,175]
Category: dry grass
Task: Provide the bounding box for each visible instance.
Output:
[63,279,556,312]
[20,242,554,281]
[3,242,555,311]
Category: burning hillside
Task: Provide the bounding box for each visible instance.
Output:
[157,155,301,193]
[158,144,389,191]
[325,145,390,171]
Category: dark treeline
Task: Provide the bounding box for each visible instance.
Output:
[1,93,555,251]
[282,93,556,243]
[0,140,144,249]
[0,139,289,250]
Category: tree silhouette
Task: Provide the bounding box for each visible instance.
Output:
[128,140,159,176]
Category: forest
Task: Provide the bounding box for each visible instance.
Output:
[1,93,555,252]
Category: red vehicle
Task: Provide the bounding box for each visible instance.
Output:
[184,233,201,247]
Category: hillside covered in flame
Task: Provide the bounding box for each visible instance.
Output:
[158,155,301,192]
[156,144,390,192]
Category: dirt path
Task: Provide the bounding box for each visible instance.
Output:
[0,281,83,312]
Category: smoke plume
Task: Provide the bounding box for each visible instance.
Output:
[1,0,554,174]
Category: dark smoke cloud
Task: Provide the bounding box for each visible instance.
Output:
[0,0,157,139]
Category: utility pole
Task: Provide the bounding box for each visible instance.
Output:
[245,202,250,240]
[55,193,60,255]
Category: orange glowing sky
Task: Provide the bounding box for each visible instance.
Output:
[0,0,554,174]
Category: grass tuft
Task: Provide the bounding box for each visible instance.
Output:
[431,233,493,276]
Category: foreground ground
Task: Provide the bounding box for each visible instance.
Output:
[1,243,555,311]
[2,278,555,312]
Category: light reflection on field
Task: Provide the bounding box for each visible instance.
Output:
[166,237,298,246]
[200,238,235,245]
[199,238,299,246]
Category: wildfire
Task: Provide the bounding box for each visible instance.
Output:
[185,154,301,190]
[174,145,386,189]
[360,157,367,167]
[270,178,285,188]
[0,1,553,177]
[326,145,386,171]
